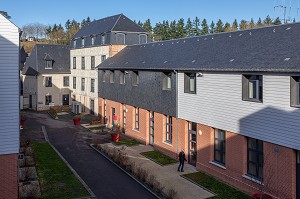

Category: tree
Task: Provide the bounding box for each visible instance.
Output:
[169,20,176,39]
[185,18,193,37]
[273,17,281,25]
[231,19,238,31]
[201,19,209,35]
[210,21,215,34]
[143,19,152,32]
[249,18,255,29]
[137,20,143,27]
[176,18,185,38]
[224,22,231,32]
[257,17,263,27]
[216,19,224,33]
[0,11,11,19]
[239,20,248,30]
[263,15,273,26]
[193,17,201,36]
[86,17,91,24]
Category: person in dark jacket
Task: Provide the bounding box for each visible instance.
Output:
[178,149,186,172]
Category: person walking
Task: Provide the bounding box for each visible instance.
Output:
[178,149,186,172]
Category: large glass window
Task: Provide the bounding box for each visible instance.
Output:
[166,116,172,143]
[214,129,226,165]
[73,77,76,89]
[45,60,52,69]
[73,57,76,69]
[81,38,85,47]
[81,78,85,91]
[184,73,196,94]
[139,34,147,44]
[132,71,139,86]
[135,107,139,130]
[91,56,95,70]
[101,34,106,45]
[91,79,95,93]
[242,75,263,102]
[247,138,263,180]
[63,76,69,87]
[45,77,52,87]
[81,57,85,70]
[162,72,172,90]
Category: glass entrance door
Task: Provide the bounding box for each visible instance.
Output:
[188,122,197,166]
[149,111,154,145]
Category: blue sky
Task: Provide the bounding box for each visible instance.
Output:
[2,0,300,28]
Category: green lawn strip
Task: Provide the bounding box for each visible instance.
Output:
[115,139,140,146]
[32,142,89,199]
[141,150,178,166]
[183,172,251,199]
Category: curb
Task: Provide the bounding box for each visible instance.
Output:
[41,126,97,199]
[89,144,161,199]
[180,175,217,197]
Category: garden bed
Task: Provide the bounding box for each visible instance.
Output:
[141,150,178,166]
[114,138,140,146]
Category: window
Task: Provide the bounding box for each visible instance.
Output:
[101,55,106,62]
[45,77,52,87]
[45,60,53,69]
[73,77,76,89]
[91,36,95,46]
[291,76,300,107]
[81,78,85,91]
[73,40,76,48]
[184,73,196,94]
[116,33,125,44]
[110,70,114,83]
[101,34,106,45]
[73,57,76,69]
[134,107,139,130]
[81,57,85,69]
[102,70,106,82]
[162,72,172,90]
[81,38,85,47]
[132,71,139,86]
[120,71,125,84]
[247,138,263,180]
[91,56,95,70]
[139,34,147,44]
[242,75,263,102]
[91,78,95,93]
[214,129,226,165]
[166,116,172,143]
[45,95,52,105]
[63,76,69,87]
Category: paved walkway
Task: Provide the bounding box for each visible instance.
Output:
[100,143,215,199]
[21,111,156,199]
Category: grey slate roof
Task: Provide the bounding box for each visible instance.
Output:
[73,14,147,39]
[22,44,70,75]
[99,22,300,73]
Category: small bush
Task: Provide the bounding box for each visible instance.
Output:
[167,189,178,199]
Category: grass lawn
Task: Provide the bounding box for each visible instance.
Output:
[141,150,178,166]
[183,172,251,199]
[115,139,140,146]
[32,142,90,199]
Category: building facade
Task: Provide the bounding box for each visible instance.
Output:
[98,23,300,198]
[70,14,148,115]
[0,14,20,199]
[22,44,70,110]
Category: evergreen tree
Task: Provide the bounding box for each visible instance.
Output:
[263,15,273,26]
[81,19,86,27]
[293,18,296,23]
[169,20,177,39]
[137,20,143,27]
[143,19,152,32]
[224,22,231,32]
[239,20,248,30]
[249,18,255,29]
[231,19,238,31]
[185,18,193,37]
[153,22,163,41]
[273,17,281,25]
[216,19,224,33]
[193,17,201,36]
[201,19,209,35]
[176,18,185,38]
[65,19,71,30]
[257,17,263,27]
[210,21,215,34]
[86,17,91,24]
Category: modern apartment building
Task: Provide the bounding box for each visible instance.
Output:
[70,14,148,115]
[98,23,300,198]
[0,14,20,199]
[22,44,70,110]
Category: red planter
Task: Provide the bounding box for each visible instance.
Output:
[73,118,81,125]
[111,133,120,142]
[252,193,272,199]
[20,119,25,128]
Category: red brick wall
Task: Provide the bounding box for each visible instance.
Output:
[0,154,18,199]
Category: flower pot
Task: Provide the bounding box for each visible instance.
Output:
[111,133,120,142]
[73,118,81,125]
[20,119,25,128]
[252,193,272,199]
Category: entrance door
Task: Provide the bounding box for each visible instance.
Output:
[29,95,32,108]
[297,151,300,199]
[111,107,115,126]
[90,99,94,115]
[104,100,107,124]
[122,104,126,133]
[149,111,154,145]
[62,94,69,105]
[188,122,197,166]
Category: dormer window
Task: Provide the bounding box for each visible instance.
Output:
[291,76,300,107]
[45,60,53,69]
[139,34,147,44]
[73,40,77,48]
[81,38,85,47]
[91,36,95,46]
[116,33,125,44]
[101,34,106,45]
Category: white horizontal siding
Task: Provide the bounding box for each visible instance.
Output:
[178,72,300,150]
[0,15,20,155]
